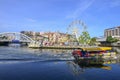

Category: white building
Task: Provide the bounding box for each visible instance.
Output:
[104,26,120,39]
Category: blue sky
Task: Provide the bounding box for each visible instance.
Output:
[0,0,120,37]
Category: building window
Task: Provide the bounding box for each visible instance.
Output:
[115,29,118,36]
[104,30,107,37]
[109,30,111,36]
[107,31,109,36]
[112,30,114,36]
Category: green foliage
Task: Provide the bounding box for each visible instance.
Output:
[78,31,91,45]
[89,37,97,45]
[106,36,119,43]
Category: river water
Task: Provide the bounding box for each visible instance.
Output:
[0,46,120,80]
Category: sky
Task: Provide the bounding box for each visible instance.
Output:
[0,0,120,37]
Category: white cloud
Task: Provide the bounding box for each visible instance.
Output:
[66,0,95,19]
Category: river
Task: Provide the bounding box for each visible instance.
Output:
[0,46,120,80]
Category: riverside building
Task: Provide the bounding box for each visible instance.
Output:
[104,26,120,39]
[96,26,120,45]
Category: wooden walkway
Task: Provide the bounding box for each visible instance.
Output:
[29,46,81,49]
[28,45,98,49]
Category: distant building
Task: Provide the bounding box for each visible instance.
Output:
[96,26,120,43]
[40,32,77,46]
[20,31,77,46]
[20,31,47,41]
[104,26,120,39]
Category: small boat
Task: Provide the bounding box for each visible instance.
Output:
[72,47,117,60]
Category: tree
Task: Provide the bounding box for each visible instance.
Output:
[89,37,97,45]
[78,31,91,45]
[106,36,119,43]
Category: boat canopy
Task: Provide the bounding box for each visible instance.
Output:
[82,47,112,51]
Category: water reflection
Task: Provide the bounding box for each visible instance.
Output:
[0,47,74,63]
[67,58,119,75]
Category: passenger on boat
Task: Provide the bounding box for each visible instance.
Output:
[81,50,86,57]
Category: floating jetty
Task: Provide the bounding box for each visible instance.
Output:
[29,45,85,49]
[28,42,100,49]
[28,43,113,50]
[28,42,89,49]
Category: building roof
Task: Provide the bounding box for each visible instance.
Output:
[105,26,120,31]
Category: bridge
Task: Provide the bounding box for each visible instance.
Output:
[0,32,35,43]
[0,32,49,47]
[0,32,38,46]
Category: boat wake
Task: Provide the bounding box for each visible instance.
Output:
[0,47,74,64]
[0,53,74,64]
[0,58,74,64]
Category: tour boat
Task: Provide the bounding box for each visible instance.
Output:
[72,47,117,60]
